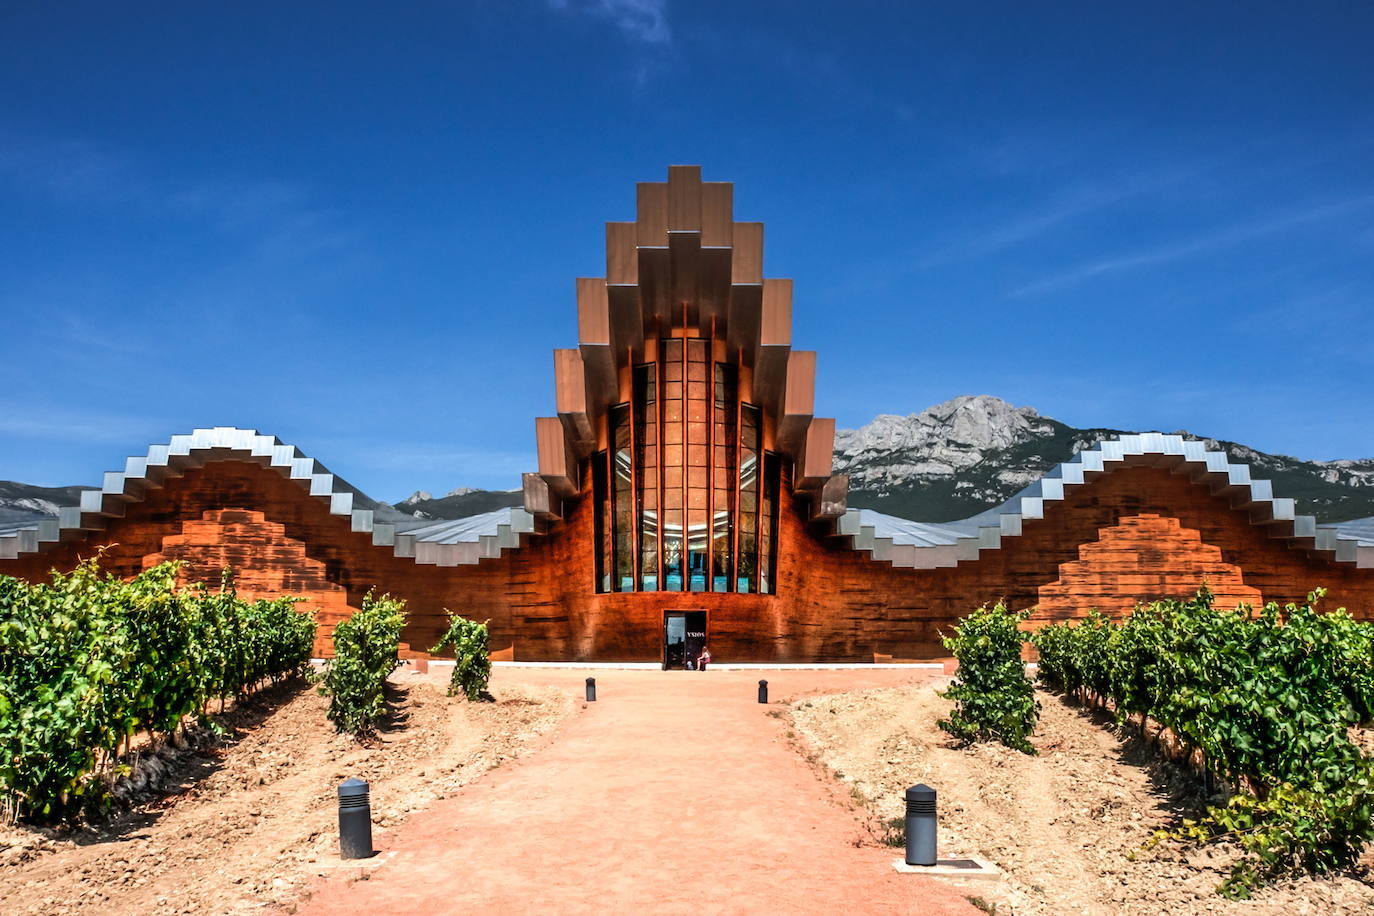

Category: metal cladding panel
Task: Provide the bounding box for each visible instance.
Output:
[509,508,537,533]
[837,510,862,538]
[0,426,536,569]
[606,222,638,284]
[830,434,1347,572]
[731,223,763,284]
[700,182,733,247]
[479,534,501,558]
[535,416,577,496]
[636,182,669,244]
[576,277,611,346]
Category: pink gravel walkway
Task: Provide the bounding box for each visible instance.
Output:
[293,667,980,915]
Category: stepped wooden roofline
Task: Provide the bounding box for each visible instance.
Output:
[527,165,845,520]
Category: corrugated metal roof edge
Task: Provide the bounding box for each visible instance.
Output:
[0,427,539,569]
[833,433,1374,572]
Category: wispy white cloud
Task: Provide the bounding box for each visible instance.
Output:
[1011,193,1374,298]
[913,167,1200,271]
[547,0,670,46]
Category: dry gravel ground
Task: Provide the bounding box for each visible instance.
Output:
[0,665,571,916]
[789,683,1374,916]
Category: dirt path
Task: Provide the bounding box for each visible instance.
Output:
[291,667,980,916]
[791,683,1374,916]
[0,670,570,916]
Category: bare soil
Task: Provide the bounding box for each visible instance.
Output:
[789,683,1374,916]
[0,666,571,916]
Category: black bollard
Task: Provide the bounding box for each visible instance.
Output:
[337,778,374,860]
[758,679,768,704]
[585,676,597,702]
[904,784,937,866]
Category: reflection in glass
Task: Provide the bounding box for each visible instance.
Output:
[737,405,760,593]
[634,364,658,590]
[592,338,779,595]
[611,404,634,591]
[712,363,736,591]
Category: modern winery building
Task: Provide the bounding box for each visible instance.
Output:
[3,166,1372,663]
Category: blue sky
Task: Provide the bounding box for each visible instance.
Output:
[2,1,1372,500]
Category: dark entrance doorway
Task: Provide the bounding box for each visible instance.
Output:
[663,610,707,670]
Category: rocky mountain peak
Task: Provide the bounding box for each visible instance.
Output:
[835,395,1053,482]
[836,396,1374,525]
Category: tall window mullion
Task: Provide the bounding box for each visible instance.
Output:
[610,404,633,592]
[760,452,780,594]
[661,339,684,590]
[686,338,709,592]
[634,364,658,591]
[738,404,760,593]
[712,361,736,591]
[592,448,610,592]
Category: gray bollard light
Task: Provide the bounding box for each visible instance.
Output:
[585,677,596,702]
[904,783,937,866]
[337,777,374,860]
[758,679,768,704]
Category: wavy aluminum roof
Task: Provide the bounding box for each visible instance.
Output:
[0,427,537,567]
[2,427,1370,575]
[836,433,1374,570]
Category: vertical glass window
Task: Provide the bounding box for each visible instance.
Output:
[661,339,684,591]
[592,448,609,593]
[711,363,736,591]
[737,404,760,592]
[588,339,780,596]
[685,340,709,592]
[760,452,780,594]
[611,404,634,592]
[633,364,658,590]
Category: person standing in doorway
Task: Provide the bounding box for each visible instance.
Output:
[697,645,711,671]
